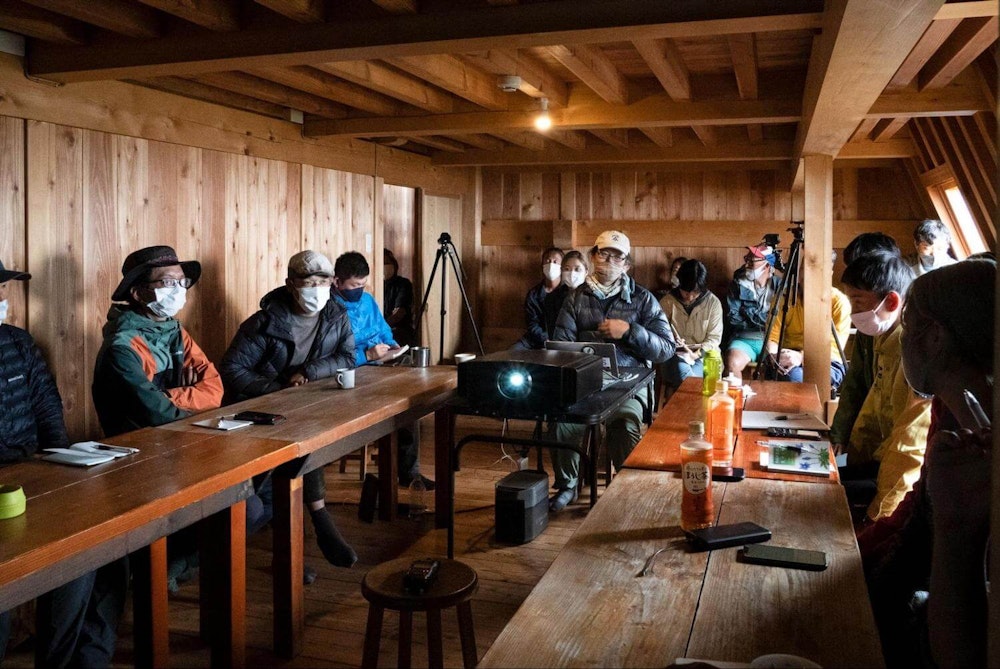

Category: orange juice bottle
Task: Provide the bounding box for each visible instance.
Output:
[708,380,735,467]
[725,374,744,436]
[681,420,714,531]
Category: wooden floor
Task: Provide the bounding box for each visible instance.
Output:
[5,416,600,668]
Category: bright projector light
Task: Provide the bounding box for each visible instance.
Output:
[497,367,532,400]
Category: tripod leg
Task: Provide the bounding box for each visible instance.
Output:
[446,250,486,355]
[416,248,445,349]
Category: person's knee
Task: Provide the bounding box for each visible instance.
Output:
[726,348,749,373]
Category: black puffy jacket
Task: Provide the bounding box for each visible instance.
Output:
[0,325,69,461]
[552,276,675,367]
[220,287,356,403]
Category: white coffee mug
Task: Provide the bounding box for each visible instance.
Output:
[336,368,356,389]
[454,353,476,364]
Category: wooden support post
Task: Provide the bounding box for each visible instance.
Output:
[200,501,247,668]
[802,154,834,403]
[132,537,170,669]
[273,475,304,658]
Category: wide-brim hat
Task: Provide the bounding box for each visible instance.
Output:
[0,259,30,283]
[112,245,201,302]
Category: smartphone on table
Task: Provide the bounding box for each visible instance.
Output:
[232,410,286,425]
[686,521,771,552]
[739,543,828,571]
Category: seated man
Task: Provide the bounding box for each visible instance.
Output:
[908,219,956,277]
[550,230,675,511]
[383,248,415,347]
[220,250,358,569]
[512,247,564,350]
[333,251,433,489]
[724,243,781,376]
[658,259,723,396]
[836,251,931,522]
[765,281,851,388]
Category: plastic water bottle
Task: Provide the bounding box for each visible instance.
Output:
[708,380,735,467]
[681,420,714,531]
[408,478,427,520]
[725,374,744,435]
[702,348,722,396]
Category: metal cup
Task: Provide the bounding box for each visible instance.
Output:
[406,346,431,367]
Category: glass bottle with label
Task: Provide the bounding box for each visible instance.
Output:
[702,348,722,396]
[681,420,714,531]
[725,374,744,436]
[708,380,735,467]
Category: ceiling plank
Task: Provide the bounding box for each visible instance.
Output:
[190,70,349,118]
[641,127,673,147]
[871,117,910,141]
[370,0,417,12]
[747,124,764,144]
[250,65,406,115]
[888,18,962,88]
[315,60,454,113]
[386,54,509,110]
[491,131,544,151]
[691,125,717,145]
[23,0,162,38]
[867,69,990,116]
[132,75,291,119]
[728,33,758,100]
[136,0,240,31]
[919,16,999,89]
[849,117,879,142]
[453,133,505,151]
[0,1,88,45]
[545,129,588,150]
[407,135,467,152]
[545,44,627,104]
[27,0,826,82]
[466,49,569,107]
[632,38,690,100]
[589,128,629,149]
[934,0,997,20]
[254,0,324,23]
[793,0,944,166]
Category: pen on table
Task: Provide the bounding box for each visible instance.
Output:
[963,389,991,429]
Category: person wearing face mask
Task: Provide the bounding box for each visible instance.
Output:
[658,259,723,401]
[908,219,957,277]
[383,248,416,347]
[540,250,588,342]
[221,250,358,575]
[723,242,782,376]
[512,247,564,350]
[832,251,931,523]
[549,231,675,511]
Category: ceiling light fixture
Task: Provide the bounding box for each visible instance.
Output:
[534,97,552,132]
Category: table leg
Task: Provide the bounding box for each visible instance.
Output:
[588,427,599,508]
[456,600,478,669]
[435,407,455,529]
[272,475,304,658]
[132,536,169,669]
[377,432,398,521]
[426,608,444,669]
[398,610,413,668]
[199,501,247,668]
[361,605,384,669]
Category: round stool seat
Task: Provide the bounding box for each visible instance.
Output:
[362,557,478,611]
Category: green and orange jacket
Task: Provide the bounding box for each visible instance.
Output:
[93,306,223,437]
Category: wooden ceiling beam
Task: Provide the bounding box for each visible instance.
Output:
[254,0,324,23]
[466,49,569,107]
[490,131,544,151]
[136,0,240,31]
[26,0,826,82]
[132,75,291,118]
[692,126,717,145]
[837,137,916,158]
[545,130,588,150]
[545,44,627,104]
[888,18,962,88]
[370,0,418,12]
[849,117,879,142]
[919,16,999,89]
[871,117,910,142]
[22,0,162,38]
[867,69,990,115]
[407,135,467,152]
[386,54,509,110]
[728,33,758,100]
[190,70,349,117]
[0,1,88,45]
[793,0,944,166]
[315,60,454,113]
[934,0,997,20]
[641,127,673,148]
[250,65,406,115]
[453,133,505,151]
[589,128,629,149]
[632,38,690,100]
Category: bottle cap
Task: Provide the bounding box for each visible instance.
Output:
[688,420,705,436]
[726,373,742,387]
[716,380,729,393]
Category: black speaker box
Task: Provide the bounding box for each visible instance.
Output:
[495,470,549,544]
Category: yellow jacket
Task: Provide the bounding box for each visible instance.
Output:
[767,287,852,363]
[845,324,932,520]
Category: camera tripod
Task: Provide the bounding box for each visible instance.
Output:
[415,232,485,362]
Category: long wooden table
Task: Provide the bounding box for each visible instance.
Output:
[479,469,884,668]
[0,364,457,666]
[624,377,839,483]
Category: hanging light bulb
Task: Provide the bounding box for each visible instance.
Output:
[534,97,552,132]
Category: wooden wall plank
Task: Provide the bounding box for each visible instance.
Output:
[0,117,26,328]
[383,184,417,281]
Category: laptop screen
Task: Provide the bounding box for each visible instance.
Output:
[544,340,619,375]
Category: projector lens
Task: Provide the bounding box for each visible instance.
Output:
[497,367,532,400]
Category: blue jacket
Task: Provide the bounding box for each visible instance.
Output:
[0,324,69,461]
[335,292,396,366]
[552,276,675,367]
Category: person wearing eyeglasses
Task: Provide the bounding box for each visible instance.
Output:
[549,230,675,511]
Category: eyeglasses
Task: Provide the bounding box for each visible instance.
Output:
[596,249,627,264]
[291,277,333,288]
[146,277,192,289]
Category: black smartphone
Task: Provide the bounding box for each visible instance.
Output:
[766,427,822,439]
[712,466,745,482]
[233,410,286,425]
[685,521,771,552]
[739,543,828,571]
[402,559,440,593]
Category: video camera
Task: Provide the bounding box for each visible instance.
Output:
[760,222,804,274]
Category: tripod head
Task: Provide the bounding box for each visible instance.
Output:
[437,232,453,246]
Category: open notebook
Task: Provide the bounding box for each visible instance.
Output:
[43,441,138,467]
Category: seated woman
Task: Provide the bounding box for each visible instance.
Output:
[863,257,994,667]
[541,250,588,340]
[658,259,723,400]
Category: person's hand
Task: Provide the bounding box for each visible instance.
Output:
[926,427,992,534]
[597,319,630,340]
[678,349,698,365]
[366,343,391,361]
[778,348,803,369]
[832,443,845,456]
[180,364,200,387]
[287,372,308,387]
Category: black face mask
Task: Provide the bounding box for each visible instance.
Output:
[339,286,365,302]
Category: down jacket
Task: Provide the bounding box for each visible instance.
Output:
[0,324,69,461]
[220,287,356,403]
[552,276,675,367]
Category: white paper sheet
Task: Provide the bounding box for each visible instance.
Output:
[741,410,829,431]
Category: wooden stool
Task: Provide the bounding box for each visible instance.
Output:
[361,557,478,669]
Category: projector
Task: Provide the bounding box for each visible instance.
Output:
[457,349,603,413]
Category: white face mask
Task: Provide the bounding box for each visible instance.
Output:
[749,265,768,281]
[147,285,187,319]
[543,262,562,282]
[296,285,331,314]
[0,299,7,326]
[850,296,893,337]
[562,269,586,289]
